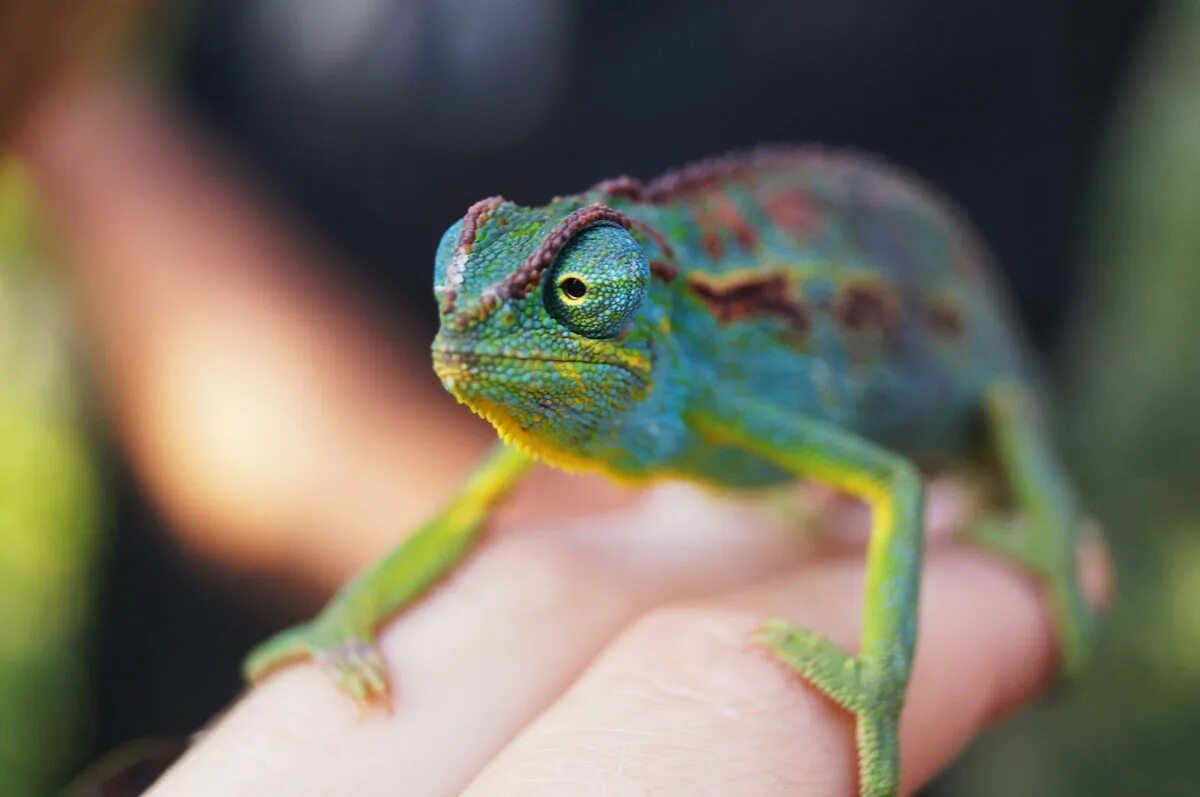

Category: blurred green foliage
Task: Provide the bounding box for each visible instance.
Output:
[0,162,101,796]
[942,0,1200,793]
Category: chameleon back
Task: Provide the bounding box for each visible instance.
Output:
[604,150,1028,463]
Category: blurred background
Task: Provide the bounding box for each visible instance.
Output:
[0,0,1196,794]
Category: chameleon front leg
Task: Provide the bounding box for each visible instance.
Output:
[963,382,1095,675]
[694,407,923,797]
[244,443,535,702]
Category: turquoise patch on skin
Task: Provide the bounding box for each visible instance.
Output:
[803,275,836,307]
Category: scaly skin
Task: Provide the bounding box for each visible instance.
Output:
[246,148,1096,796]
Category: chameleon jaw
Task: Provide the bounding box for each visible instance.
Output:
[435,376,609,475]
[431,348,648,470]
[431,347,650,386]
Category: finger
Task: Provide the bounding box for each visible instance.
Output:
[463,545,1108,797]
[146,483,849,797]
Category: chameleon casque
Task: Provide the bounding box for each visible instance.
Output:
[245,148,1095,796]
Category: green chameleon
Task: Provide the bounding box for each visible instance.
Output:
[245,148,1095,796]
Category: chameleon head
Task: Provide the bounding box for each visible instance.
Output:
[431,197,657,464]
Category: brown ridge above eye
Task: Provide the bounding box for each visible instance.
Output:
[561,277,588,299]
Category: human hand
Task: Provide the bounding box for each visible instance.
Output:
[145,479,1108,797]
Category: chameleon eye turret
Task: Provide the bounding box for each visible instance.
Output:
[544,221,649,339]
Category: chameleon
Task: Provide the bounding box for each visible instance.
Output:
[244,147,1095,797]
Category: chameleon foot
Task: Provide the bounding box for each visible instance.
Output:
[755,618,902,797]
[969,382,1099,677]
[243,445,534,705]
[244,620,391,705]
[315,638,390,703]
[962,513,1096,676]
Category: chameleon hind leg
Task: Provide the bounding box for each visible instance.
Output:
[963,382,1095,675]
[696,407,923,797]
[244,443,534,702]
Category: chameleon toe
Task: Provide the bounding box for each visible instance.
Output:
[755,618,904,797]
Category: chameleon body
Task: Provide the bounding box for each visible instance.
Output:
[245,148,1094,797]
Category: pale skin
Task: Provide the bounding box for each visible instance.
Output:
[155,479,1107,797]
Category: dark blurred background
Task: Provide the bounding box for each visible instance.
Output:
[178,0,1140,342]
[8,0,1200,794]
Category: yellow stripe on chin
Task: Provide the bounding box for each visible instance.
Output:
[458,395,660,485]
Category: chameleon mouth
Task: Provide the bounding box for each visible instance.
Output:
[431,347,650,441]
[431,347,649,387]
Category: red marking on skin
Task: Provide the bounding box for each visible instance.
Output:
[645,150,773,201]
[442,195,505,314]
[692,204,725,261]
[453,204,634,329]
[687,272,810,333]
[649,260,678,281]
[925,297,966,339]
[616,148,977,291]
[759,188,820,239]
[462,197,505,243]
[642,146,854,202]
[835,281,900,332]
[593,175,646,201]
[711,193,758,251]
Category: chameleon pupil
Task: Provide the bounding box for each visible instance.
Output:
[561,277,587,299]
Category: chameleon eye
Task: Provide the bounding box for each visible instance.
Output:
[544,222,649,339]
[560,276,588,301]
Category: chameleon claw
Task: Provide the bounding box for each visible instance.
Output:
[753,618,868,713]
[315,638,393,707]
[245,621,393,708]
